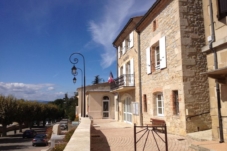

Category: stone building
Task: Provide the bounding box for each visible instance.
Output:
[112,0,212,136]
[76,82,115,119]
[202,0,227,141]
[112,16,143,124]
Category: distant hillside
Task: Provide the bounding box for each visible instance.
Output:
[35,100,50,104]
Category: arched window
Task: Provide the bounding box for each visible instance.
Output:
[103,96,109,100]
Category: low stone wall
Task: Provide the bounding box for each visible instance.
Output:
[64,118,91,151]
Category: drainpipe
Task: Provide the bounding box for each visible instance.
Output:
[137,31,143,126]
[209,0,224,143]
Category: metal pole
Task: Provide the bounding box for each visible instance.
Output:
[134,123,136,151]
[209,0,224,143]
[76,68,84,117]
[69,53,86,117]
[165,124,168,151]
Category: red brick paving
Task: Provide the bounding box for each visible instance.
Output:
[91,119,195,151]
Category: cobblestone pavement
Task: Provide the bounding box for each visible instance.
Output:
[91,119,195,151]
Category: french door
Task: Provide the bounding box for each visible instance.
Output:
[123,97,132,123]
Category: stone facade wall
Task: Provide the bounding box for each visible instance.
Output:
[179,0,211,133]
[139,0,211,135]
[117,30,140,124]
[202,0,227,141]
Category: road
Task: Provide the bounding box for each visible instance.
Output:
[0,127,50,151]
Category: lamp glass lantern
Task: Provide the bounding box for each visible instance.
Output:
[73,77,77,83]
[71,65,77,75]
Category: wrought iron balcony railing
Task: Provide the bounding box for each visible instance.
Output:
[110,74,134,90]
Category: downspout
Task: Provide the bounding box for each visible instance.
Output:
[137,31,143,126]
[209,0,224,143]
[113,44,120,121]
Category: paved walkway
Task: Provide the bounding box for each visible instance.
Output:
[91,119,195,151]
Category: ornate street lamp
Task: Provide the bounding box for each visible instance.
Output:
[73,77,77,84]
[69,53,86,117]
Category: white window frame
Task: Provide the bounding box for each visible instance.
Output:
[155,46,160,70]
[156,93,164,116]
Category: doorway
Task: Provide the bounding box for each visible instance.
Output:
[103,96,109,118]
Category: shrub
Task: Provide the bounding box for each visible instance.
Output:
[46,126,53,140]
[64,128,76,142]
[51,143,67,151]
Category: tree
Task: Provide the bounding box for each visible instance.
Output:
[14,99,27,132]
[92,75,103,84]
[0,95,17,136]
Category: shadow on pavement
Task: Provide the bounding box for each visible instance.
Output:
[91,125,110,151]
[0,137,32,144]
[0,145,28,151]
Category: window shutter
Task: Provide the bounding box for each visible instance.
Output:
[122,40,126,54]
[159,36,166,69]
[146,47,151,74]
[129,32,134,48]
[130,58,134,85]
[118,46,121,59]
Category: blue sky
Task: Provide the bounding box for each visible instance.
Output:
[0,0,155,101]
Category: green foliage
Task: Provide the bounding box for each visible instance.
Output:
[0,95,17,125]
[64,128,76,142]
[51,143,67,151]
[0,94,60,136]
[46,126,53,140]
[49,96,78,121]
[50,127,76,151]
[92,75,103,84]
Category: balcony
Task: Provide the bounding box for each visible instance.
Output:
[110,74,135,92]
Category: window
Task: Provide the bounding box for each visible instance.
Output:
[173,91,179,115]
[146,36,166,74]
[121,32,134,55]
[155,46,160,70]
[143,94,147,112]
[217,0,227,20]
[153,20,157,31]
[103,96,109,118]
[132,102,139,115]
[156,93,164,116]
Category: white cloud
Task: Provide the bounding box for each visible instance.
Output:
[0,82,62,101]
[48,87,54,90]
[88,0,155,68]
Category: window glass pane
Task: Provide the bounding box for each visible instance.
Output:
[103,102,108,111]
[158,108,162,114]
[158,101,162,107]
[103,113,108,117]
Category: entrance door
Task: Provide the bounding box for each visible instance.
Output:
[123,97,132,123]
[103,96,109,118]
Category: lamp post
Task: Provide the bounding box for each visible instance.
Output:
[69,53,86,117]
[72,67,84,117]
